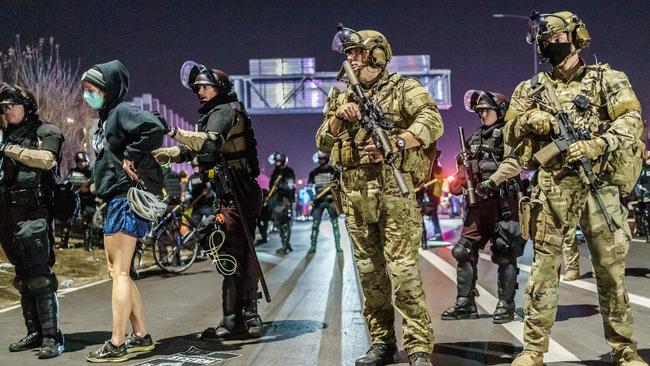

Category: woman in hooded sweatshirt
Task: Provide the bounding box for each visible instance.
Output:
[80,60,165,363]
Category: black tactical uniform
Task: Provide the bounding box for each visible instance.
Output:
[188,167,216,225]
[633,161,650,237]
[308,153,340,253]
[155,62,263,340]
[268,153,295,255]
[443,91,524,324]
[0,83,65,358]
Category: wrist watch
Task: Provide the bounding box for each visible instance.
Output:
[394,136,406,151]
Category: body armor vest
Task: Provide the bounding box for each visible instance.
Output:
[197,101,260,178]
[4,119,50,191]
[467,121,505,182]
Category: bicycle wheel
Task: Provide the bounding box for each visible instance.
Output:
[152,224,199,273]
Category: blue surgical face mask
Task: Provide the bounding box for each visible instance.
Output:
[83,91,104,110]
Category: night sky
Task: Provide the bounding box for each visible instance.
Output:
[2,0,649,183]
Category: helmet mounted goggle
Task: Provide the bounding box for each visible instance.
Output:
[331,23,365,54]
[526,12,571,45]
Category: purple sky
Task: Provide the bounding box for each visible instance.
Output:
[2,1,649,183]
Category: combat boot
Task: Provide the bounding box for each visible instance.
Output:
[612,346,649,366]
[511,350,543,366]
[201,315,248,341]
[494,264,517,324]
[38,331,64,359]
[10,285,41,352]
[563,268,581,281]
[243,300,263,338]
[441,296,478,320]
[355,343,398,366]
[409,352,433,366]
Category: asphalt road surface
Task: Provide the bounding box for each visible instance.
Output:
[1,217,649,365]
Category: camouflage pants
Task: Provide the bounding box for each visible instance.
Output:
[562,226,580,272]
[342,166,434,355]
[524,171,636,355]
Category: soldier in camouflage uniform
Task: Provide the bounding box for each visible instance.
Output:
[316,25,443,366]
[504,11,647,366]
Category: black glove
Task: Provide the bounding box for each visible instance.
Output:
[476,179,499,199]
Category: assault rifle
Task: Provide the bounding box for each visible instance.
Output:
[339,60,409,196]
[458,126,477,205]
[530,81,615,232]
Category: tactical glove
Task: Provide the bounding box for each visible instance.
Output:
[522,109,558,136]
[476,179,499,199]
[566,137,607,162]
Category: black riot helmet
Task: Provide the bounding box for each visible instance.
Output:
[180,60,233,95]
[0,83,38,117]
[269,152,288,167]
[463,89,510,120]
[312,151,330,165]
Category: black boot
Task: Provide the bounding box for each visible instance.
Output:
[243,299,263,338]
[27,275,64,358]
[355,343,398,366]
[409,352,433,366]
[202,277,247,341]
[493,263,517,324]
[441,296,478,320]
[10,280,42,352]
[39,331,64,359]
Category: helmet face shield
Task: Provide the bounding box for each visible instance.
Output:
[464,89,487,112]
[180,60,216,90]
[331,25,364,53]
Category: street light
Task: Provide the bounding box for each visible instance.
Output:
[493,13,538,74]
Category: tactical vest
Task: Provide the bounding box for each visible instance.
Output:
[4,119,52,191]
[197,101,260,179]
[312,166,335,192]
[467,121,505,181]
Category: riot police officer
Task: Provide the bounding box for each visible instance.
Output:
[443,90,523,324]
[62,151,96,250]
[268,152,295,255]
[317,25,442,366]
[505,11,646,366]
[307,152,341,253]
[153,61,264,340]
[0,83,65,358]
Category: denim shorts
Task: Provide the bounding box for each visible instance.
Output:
[104,197,150,238]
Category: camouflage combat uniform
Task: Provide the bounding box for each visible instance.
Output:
[316,70,443,355]
[504,62,644,359]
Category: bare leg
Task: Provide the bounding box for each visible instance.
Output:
[105,232,145,345]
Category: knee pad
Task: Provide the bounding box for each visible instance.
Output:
[14,219,52,272]
[26,273,58,296]
[491,252,515,266]
[13,276,28,294]
[452,240,473,263]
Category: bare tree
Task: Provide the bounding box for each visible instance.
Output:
[0,34,96,174]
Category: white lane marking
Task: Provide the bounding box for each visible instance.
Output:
[0,278,111,314]
[420,249,580,363]
[478,252,650,309]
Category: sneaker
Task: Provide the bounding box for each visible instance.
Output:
[124,333,155,353]
[86,341,128,363]
[9,332,41,352]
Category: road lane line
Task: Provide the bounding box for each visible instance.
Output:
[420,249,580,363]
[477,252,650,309]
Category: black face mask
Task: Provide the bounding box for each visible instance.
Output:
[542,42,572,66]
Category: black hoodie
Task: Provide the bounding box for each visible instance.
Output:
[91,60,164,200]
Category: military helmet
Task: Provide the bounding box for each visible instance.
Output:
[179,60,233,95]
[464,89,510,119]
[332,24,392,68]
[0,83,38,115]
[526,11,591,61]
[74,151,90,163]
[268,152,288,166]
